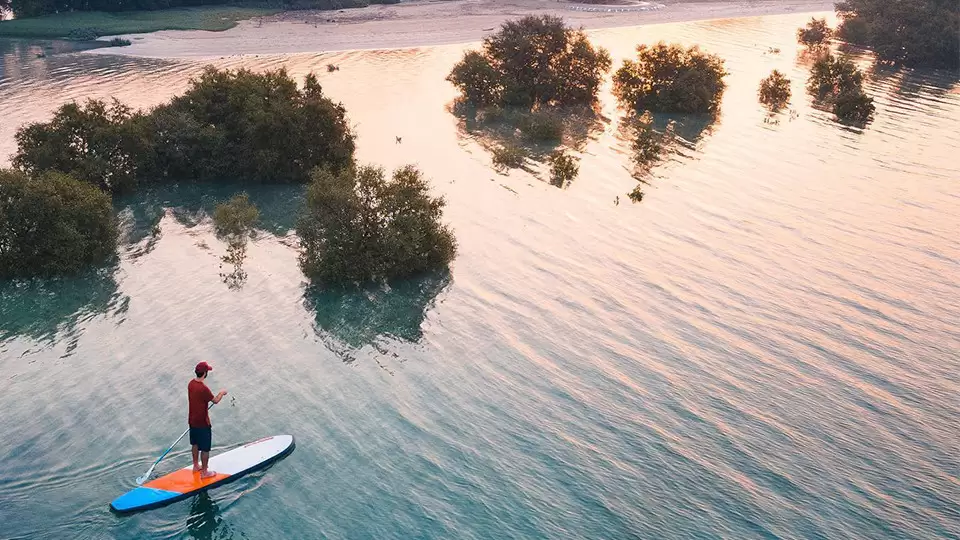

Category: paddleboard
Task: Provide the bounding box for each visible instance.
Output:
[111,434,294,513]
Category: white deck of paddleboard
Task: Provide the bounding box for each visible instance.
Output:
[188,435,293,475]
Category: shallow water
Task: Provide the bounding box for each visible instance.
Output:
[2,13,960,539]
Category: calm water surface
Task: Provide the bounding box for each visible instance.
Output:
[2,13,959,540]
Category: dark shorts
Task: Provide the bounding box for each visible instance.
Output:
[189,427,212,452]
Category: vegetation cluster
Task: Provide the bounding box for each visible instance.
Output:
[613,43,728,114]
[836,0,959,69]
[14,67,355,195]
[807,54,875,124]
[297,166,457,285]
[758,70,792,111]
[447,15,612,109]
[796,17,832,49]
[5,68,456,284]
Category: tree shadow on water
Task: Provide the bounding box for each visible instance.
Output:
[618,110,717,202]
[303,270,452,366]
[115,183,305,250]
[0,263,125,350]
[450,99,607,185]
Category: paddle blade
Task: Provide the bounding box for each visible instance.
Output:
[136,467,154,485]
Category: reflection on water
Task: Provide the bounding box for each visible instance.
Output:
[187,492,231,540]
[450,100,606,185]
[305,270,452,360]
[116,183,305,243]
[0,265,124,347]
[218,240,249,291]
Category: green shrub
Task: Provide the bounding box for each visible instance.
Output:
[758,69,792,110]
[518,111,564,142]
[108,37,131,46]
[13,99,151,194]
[490,144,526,171]
[613,42,728,114]
[297,165,457,285]
[447,15,611,108]
[836,0,959,69]
[213,192,259,238]
[149,68,355,184]
[14,67,356,192]
[67,27,102,40]
[807,54,875,124]
[0,169,117,279]
[833,89,875,124]
[796,17,831,48]
[548,151,579,188]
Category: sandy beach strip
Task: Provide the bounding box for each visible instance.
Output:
[95,0,835,58]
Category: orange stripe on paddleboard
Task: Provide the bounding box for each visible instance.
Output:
[145,469,230,494]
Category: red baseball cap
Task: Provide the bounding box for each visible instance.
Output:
[195,361,213,374]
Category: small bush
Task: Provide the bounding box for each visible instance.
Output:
[109,37,131,47]
[548,151,579,188]
[758,70,792,111]
[447,15,611,108]
[807,54,874,124]
[213,193,259,238]
[297,165,457,285]
[518,111,564,142]
[797,17,831,48]
[627,184,645,203]
[613,42,728,114]
[833,89,875,124]
[0,169,117,279]
[67,28,101,40]
[490,144,526,171]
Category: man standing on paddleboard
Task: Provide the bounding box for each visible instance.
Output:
[188,362,227,479]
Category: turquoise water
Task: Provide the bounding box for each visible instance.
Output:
[2,13,960,539]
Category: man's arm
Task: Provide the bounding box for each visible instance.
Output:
[212,389,228,404]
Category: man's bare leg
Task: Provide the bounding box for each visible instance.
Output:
[192,444,201,472]
[200,451,217,478]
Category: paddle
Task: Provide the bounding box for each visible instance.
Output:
[136,402,214,486]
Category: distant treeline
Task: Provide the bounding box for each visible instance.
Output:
[6,0,397,18]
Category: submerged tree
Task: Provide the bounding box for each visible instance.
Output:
[808,54,875,124]
[0,169,117,279]
[613,42,728,114]
[758,70,792,111]
[836,0,959,69]
[297,165,457,285]
[796,17,832,49]
[447,15,612,108]
[548,151,579,188]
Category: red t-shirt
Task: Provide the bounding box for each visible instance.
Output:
[188,379,215,427]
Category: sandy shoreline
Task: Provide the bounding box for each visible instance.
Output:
[94,0,834,58]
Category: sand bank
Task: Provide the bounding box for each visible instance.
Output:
[92,0,833,58]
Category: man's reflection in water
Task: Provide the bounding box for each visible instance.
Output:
[187,491,232,540]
